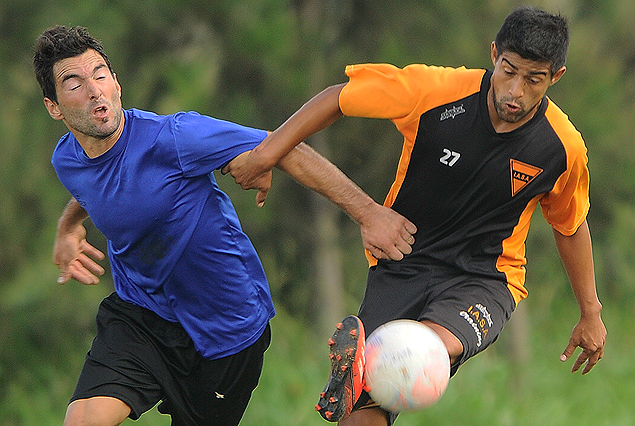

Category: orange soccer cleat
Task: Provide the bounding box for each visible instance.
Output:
[315,315,366,422]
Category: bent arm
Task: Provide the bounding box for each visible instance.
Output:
[225,84,346,190]
[53,198,105,285]
[277,143,416,260]
[553,220,606,374]
[225,83,416,259]
[254,83,345,170]
[57,197,90,233]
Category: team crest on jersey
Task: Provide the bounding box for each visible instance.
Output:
[510,159,543,196]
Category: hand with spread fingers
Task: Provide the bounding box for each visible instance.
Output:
[53,223,105,285]
[560,312,606,374]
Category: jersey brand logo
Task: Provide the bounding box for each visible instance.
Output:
[510,159,543,196]
[440,104,465,121]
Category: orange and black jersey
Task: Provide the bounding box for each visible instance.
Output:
[339,64,590,305]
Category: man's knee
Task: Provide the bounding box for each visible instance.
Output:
[420,320,463,365]
[64,396,131,426]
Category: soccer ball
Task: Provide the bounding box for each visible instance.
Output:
[365,320,450,413]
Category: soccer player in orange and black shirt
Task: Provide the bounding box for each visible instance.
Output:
[225,6,606,426]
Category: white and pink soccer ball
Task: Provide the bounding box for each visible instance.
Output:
[365,320,450,413]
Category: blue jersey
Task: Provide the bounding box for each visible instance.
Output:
[52,108,275,359]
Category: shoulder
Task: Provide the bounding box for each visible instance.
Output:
[51,132,77,165]
[340,63,485,120]
[346,64,486,93]
[343,63,485,107]
[126,109,229,140]
[544,99,587,158]
[126,109,234,133]
[345,63,484,80]
[126,108,173,127]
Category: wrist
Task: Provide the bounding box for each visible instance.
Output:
[56,220,82,237]
[350,197,381,225]
[57,205,88,235]
[253,133,287,171]
[579,300,602,318]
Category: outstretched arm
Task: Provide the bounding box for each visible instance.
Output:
[276,143,417,261]
[223,83,346,204]
[53,198,105,285]
[224,82,416,259]
[553,220,606,374]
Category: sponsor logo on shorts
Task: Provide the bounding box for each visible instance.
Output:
[459,304,492,348]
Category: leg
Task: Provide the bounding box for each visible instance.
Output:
[66,295,168,426]
[420,320,464,365]
[337,322,459,426]
[339,407,390,426]
[64,396,131,426]
[166,324,271,426]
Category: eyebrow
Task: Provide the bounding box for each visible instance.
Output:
[502,58,548,77]
[60,63,108,84]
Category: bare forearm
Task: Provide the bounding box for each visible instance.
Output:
[554,220,606,374]
[276,143,417,261]
[252,84,345,171]
[276,143,375,223]
[553,220,602,316]
[222,84,346,198]
[57,198,89,234]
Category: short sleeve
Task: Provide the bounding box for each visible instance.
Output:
[339,63,422,121]
[339,63,484,130]
[540,105,590,235]
[172,111,267,177]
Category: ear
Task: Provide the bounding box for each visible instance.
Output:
[550,66,566,85]
[490,42,498,66]
[44,98,64,121]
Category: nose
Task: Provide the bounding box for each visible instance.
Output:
[509,76,524,98]
[86,79,102,100]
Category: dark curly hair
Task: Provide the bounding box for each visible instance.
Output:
[33,26,113,103]
[495,7,569,75]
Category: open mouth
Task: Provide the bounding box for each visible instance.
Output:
[506,102,520,113]
[93,105,109,119]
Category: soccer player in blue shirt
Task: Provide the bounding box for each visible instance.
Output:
[34,26,416,426]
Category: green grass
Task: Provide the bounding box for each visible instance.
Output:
[125,301,631,426]
[3,289,629,426]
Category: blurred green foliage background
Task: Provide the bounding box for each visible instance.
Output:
[1,0,634,424]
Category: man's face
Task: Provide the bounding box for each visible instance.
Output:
[489,44,565,130]
[45,49,123,144]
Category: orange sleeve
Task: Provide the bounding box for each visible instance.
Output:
[540,100,590,236]
[339,63,485,137]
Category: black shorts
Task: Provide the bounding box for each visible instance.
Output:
[71,292,271,426]
[354,259,515,424]
[358,259,516,376]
